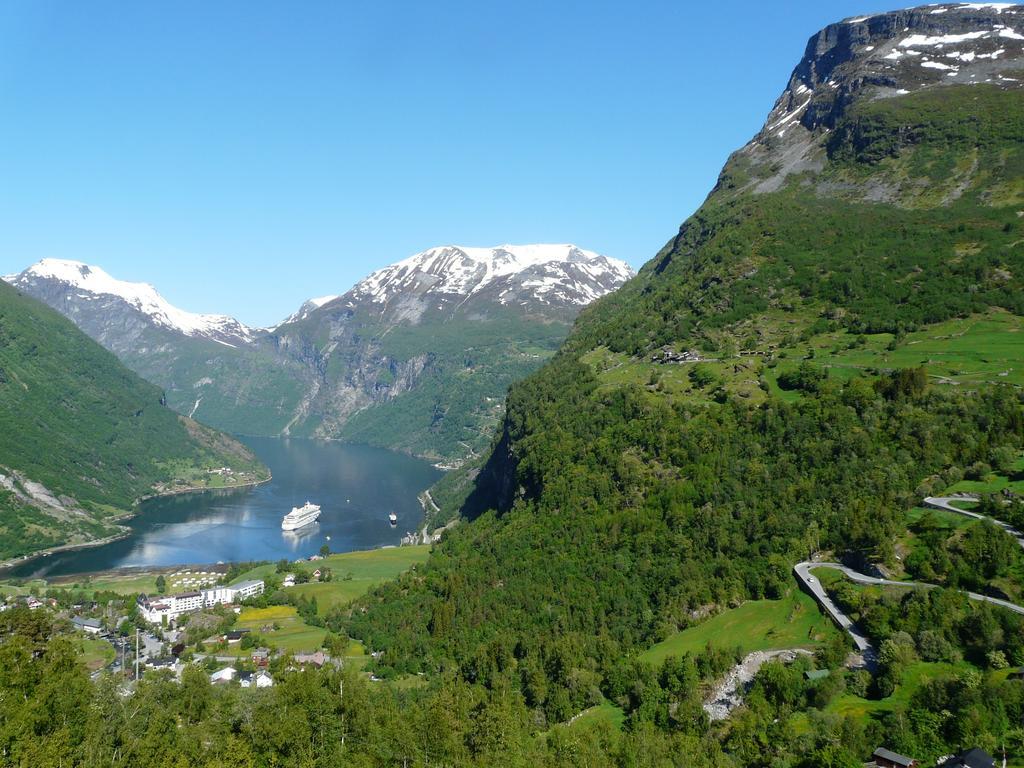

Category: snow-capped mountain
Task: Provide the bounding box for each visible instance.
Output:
[4,259,255,347]
[281,294,341,325]
[268,243,633,464]
[347,244,633,310]
[4,243,633,467]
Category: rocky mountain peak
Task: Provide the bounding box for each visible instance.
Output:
[736,3,1024,192]
[4,258,254,347]
[281,294,341,325]
[345,243,634,311]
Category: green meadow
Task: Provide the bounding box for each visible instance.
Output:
[639,590,837,666]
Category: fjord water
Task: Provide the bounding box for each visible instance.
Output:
[9,437,442,579]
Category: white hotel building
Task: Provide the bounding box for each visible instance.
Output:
[137,579,264,625]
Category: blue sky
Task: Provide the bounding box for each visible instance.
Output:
[0,1,890,326]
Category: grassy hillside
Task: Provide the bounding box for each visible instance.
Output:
[638,590,837,666]
[0,281,267,560]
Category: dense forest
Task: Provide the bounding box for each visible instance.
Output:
[343,372,1023,719]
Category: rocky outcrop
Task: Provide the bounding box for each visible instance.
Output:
[730,3,1024,193]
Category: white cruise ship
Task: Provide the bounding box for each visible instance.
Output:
[282,501,321,531]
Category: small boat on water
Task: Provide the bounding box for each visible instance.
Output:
[388,512,398,527]
[282,501,321,531]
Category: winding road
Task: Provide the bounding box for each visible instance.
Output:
[794,492,1024,660]
[695,494,1024,721]
[923,495,1024,549]
[793,563,874,654]
[794,560,1024,666]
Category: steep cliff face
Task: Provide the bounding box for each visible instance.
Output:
[729,3,1024,194]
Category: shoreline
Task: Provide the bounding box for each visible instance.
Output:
[7,538,432,586]
[0,473,272,574]
[137,470,271,502]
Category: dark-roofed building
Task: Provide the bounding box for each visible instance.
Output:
[70,616,104,635]
[873,747,917,768]
[939,748,996,768]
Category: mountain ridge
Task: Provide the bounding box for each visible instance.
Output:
[4,244,633,465]
[728,1,1024,196]
[341,243,633,312]
[5,258,256,347]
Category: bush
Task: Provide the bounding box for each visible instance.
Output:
[777,362,827,393]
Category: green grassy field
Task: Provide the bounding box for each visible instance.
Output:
[286,581,373,613]
[232,562,278,584]
[74,572,162,595]
[639,590,838,666]
[561,701,626,733]
[226,605,327,655]
[825,661,974,719]
[2,575,149,599]
[385,674,430,691]
[287,546,431,615]
[77,636,116,671]
[945,453,1024,495]
[803,311,1024,387]
[905,506,974,530]
[581,309,1024,410]
[223,547,432,656]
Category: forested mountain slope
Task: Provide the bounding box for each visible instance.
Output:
[0,281,266,561]
[341,5,1024,763]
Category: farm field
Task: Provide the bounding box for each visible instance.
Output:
[221,547,431,656]
[639,590,837,666]
[225,605,327,655]
[286,546,431,615]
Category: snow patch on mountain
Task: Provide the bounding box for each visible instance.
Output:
[350,244,633,307]
[281,294,341,324]
[744,1,1024,176]
[5,259,254,345]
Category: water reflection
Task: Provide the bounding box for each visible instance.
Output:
[7,437,442,578]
